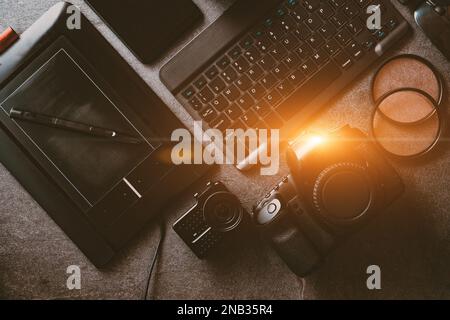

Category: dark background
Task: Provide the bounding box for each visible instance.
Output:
[0,0,449,299]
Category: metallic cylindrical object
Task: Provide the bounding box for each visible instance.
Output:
[0,27,19,54]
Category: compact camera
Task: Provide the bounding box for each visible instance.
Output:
[252,126,405,276]
[173,181,246,258]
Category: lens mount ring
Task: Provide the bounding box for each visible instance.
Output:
[312,162,376,226]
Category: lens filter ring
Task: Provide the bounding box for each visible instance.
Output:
[371,88,446,159]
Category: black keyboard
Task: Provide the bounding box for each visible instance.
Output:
[174,0,408,139]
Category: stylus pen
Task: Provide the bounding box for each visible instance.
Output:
[9,108,143,144]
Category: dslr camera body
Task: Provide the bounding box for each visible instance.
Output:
[252,126,404,276]
[173,181,246,258]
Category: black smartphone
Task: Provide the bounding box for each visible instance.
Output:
[85,0,202,63]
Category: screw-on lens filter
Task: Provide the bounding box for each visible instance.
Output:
[371,54,446,159]
[371,88,444,158]
[372,54,443,105]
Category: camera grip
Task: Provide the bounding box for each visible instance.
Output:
[266,213,322,277]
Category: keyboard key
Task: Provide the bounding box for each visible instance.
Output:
[267,25,284,42]
[247,64,264,82]
[255,36,272,52]
[221,66,238,83]
[306,32,324,48]
[264,112,284,129]
[299,59,318,76]
[252,27,265,39]
[291,7,309,23]
[233,56,251,73]
[261,73,278,90]
[217,56,231,69]
[265,89,282,106]
[272,63,290,80]
[336,29,352,46]
[330,0,346,8]
[305,13,322,31]
[269,44,288,60]
[237,93,255,110]
[331,11,348,28]
[264,17,275,28]
[228,46,242,60]
[275,6,288,18]
[312,48,329,65]
[224,84,241,102]
[343,1,359,18]
[346,41,364,60]
[324,38,341,55]
[188,96,203,110]
[373,28,387,40]
[244,46,261,63]
[225,103,243,120]
[194,76,207,90]
[200,106,218,122]
[318,22,336,39]
[249,83,266,100]
[293,26,312,40]
[280,15,297,32]
[258,55,276,71]
[276,62,342,119]
[359,33,376,50]
[284,53,302,68]
[303,0,320,11]
[276,80,294,96]
[296,44,312,60]
[334,50,353,69]
[347,17,364,35]
[282,33,300,51]
[317,2,334,19]
[240,36,254,49]
[236,75,252,91]
[286,0,299,8]
[211,94,229,111]
[253,101,271,117]
[198,87,215,103]
[288,69,305,86]
[182,86,196,99]
[205,66,219,80]
[209,77,226,93]
[211,114,231,132]
[241,110,258,127]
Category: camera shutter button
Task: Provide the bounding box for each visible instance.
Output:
[267,202,278,214]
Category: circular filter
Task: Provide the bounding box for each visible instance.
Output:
[372,54,443,107]
[371,89,443,158]
[376,88,438,125]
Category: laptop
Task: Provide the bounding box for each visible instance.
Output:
[0,3,208,267]
[160,0,411,169]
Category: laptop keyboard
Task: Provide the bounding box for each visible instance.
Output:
[180,0,402,132]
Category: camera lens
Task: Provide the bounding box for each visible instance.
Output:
[203,191,243,232]
[313,163,375,224]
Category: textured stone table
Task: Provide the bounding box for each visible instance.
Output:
[0,0,449,299]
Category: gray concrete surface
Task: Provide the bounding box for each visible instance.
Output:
[0,0,449,300]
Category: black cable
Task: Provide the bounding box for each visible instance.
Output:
[143,217,166,300]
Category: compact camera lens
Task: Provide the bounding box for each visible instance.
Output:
[313,163,374,224]
[203,191,243,232]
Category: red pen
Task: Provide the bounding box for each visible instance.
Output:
[0,27,19,54]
